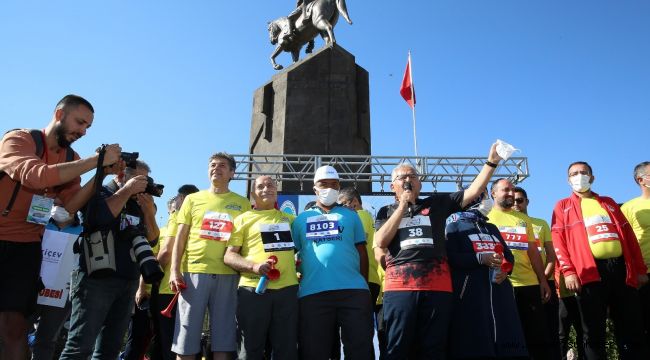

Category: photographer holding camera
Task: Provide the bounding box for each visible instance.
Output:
[60,158,162,360]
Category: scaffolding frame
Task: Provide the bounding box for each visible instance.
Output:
[232,154,529,192]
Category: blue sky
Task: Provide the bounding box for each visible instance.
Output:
[2,1,649,226]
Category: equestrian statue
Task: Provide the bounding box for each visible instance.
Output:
[268,0,353,70]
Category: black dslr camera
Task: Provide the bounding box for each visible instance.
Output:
[146,176,164,197]
[120,152,165,197]
[121,225,164,284]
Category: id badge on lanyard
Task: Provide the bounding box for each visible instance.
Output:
[27,195,54,225]
[397,215,434,249]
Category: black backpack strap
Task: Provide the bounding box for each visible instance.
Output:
[2,129,52,216]
[2,130,39,216]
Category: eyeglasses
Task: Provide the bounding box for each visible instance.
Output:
[393,174,418,182]
[514,198,526,204]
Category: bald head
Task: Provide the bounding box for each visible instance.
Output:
[253,175,277,210]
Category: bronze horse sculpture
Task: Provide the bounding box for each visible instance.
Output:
[268,0,352,70]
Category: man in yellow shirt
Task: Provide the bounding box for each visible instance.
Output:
[488,178,551,359]
[169,153,251,360]
[155,184,198,360]
[622,161,650,347]
[224,175,299,360]
[513,186,561,359]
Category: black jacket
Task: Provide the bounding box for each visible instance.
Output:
[445,210,528,358]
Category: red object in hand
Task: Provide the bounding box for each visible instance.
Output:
[267,256,280,281]
[161,283,187,318]
[494,243,513,273]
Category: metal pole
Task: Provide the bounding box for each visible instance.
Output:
[408,51,418,157]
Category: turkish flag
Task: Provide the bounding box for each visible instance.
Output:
[400,54,416,109]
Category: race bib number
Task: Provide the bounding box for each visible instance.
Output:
[468,233,500,254]
[199,212,233,241]
[305,214,340,242]
[584,215,620,244]
[259,223,294,252]
[26,195,54,225]
[499,226,528,250]
[398,215,434,249]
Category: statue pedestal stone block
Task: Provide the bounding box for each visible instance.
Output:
[250,44,371,194]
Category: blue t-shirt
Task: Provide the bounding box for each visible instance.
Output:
[292,205,368,297]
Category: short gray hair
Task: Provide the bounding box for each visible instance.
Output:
[391,164,418,182]
[125,160,151,175]
[633,161,650,184]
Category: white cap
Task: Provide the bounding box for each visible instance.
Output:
[313,165,339,183]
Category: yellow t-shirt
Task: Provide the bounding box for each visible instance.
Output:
[530,217,553,280]
[488,209,538,287]
[158,212,177,295]
[581,198,622,259]
[358,209,380,285]
[228,209,298,289]
[376,265,385,306]
[177,190,251,274]
[622,197,650,269]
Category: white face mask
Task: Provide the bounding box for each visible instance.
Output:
[316,188,339,206]
[50,206,72,223]
[569,174,591,193]
[476,198,494,216]
[495,139,519,161]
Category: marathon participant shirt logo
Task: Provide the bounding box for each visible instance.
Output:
[468,233,500,254]
[259,223,294,252]
[199,211,233,241]
[398,215,434,249]
[225,204,243,212]
[305,214,341,243]
[584,214,620,244]
[498,224,528,250]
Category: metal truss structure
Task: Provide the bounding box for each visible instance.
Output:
[232,154,529,192]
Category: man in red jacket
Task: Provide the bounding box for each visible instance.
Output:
[551,161,649,360]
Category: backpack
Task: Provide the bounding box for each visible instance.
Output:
[0,129,74,216]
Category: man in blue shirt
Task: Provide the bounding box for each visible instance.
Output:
[291,165,373,360]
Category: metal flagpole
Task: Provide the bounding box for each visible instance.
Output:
[409,51,418,158]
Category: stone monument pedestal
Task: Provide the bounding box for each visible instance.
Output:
[250,44,371,194]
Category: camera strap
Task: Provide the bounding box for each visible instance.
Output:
[75,145,107,254]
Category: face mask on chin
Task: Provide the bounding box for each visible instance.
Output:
[569,174,591,193]
[316,188,339,207]
[476,198,494,216]
[50,206,72,223]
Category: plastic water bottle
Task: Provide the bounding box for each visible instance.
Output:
[490,267,501,284]
[255,275,270,294]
